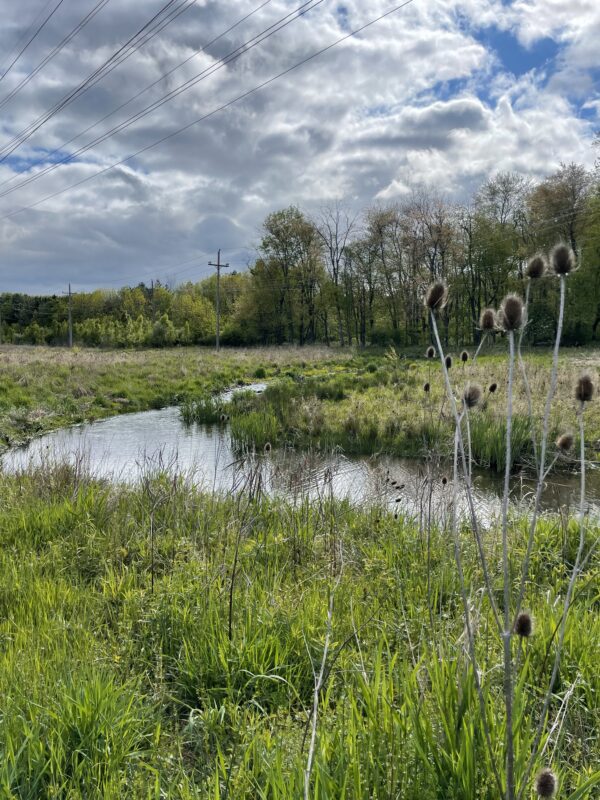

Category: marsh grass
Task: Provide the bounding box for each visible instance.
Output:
[0,463,597,797]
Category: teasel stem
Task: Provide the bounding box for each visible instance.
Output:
[464,406,473,483]
[502,329,515,800]
[471,333,487,366]
[430,310,502,633]
[514,276,566,623]
[452,420,504,799]
[517,282,539,474]
[517,400,588,800]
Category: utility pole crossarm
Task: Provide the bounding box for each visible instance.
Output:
[208,249,230,352]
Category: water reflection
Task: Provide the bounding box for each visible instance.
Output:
[2,403,598,521]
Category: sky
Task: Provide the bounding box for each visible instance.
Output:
[0,0,598,294]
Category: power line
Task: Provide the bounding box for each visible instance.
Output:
[0,0,67,84]
[0,0,113,113]
[0,0,54,76]
[0,0,419,223]
[0,0,321,200]
[0,0,274,194]
[0,0,197,164]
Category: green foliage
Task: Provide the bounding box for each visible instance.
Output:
[0,467,596,797]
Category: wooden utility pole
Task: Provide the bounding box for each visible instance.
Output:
[208,249,229,351]
[68,283,73,348]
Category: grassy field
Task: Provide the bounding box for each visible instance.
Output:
[0,464,597,798]
[183,345,600,471]
[2,343,599,470]
[0,343,599,798]
[0,345,353,449]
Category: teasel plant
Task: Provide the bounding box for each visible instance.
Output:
[518,254,548,473]
[425,252,596,800]
[514,244,577,635]
[498,292,527,800]
[425,281,505,796]
[472,306,497,363]
[516,372,595,800]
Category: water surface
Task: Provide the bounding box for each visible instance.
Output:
[3,391,598,521]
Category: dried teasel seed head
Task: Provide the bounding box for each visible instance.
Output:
[445,355,452,370]
[575,373,594,404]
[499,294,525,332]
[423,382,430,393]
[479,308,496,331]
[461,350,469,363]
[425,281,448,311]
[488,382,498,394]
[556,433,574,452]
[551,243,576,276]
[535,768,557,798]
[526,254,547,280]
[426,345,436,359]
[463,383,482,409]
[514,612,533,638]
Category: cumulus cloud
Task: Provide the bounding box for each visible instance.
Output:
[0,0,596,293]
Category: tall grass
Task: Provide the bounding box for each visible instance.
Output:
[0,463,596,797]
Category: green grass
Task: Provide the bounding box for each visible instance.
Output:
[0,345,353,449]
[0,464,597,797]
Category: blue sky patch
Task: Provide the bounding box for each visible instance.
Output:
[479,26,558,78]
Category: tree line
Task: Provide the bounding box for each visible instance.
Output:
[2,162,599,349]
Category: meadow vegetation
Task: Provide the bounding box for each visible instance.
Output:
[0,463,597,798]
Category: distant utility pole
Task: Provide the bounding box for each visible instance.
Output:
[208,249,229,352]
[67,283,73,347]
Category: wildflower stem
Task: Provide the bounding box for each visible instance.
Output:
[517,282,539,473]
[502,329,515,800]
[451,420,504,798]
[517,401,588,800]
[514,276,566,623]
[471,332,487,366]
[430,311,502,633]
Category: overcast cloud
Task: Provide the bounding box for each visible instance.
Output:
[0,0,598,293]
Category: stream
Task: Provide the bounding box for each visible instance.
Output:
[2,383,598,521]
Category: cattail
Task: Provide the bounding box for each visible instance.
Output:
[463,383,482,409]
[264,442,272,453]
[514,612,533,638]
[219,413,226,422]
[488,382,498,394]
[479,308,496,331]
[425,281,448,311]
[575,373,594,404]
[426,345,436,359]
[423,382,430,393]
[556,433,574,452]
[461,350,469,363]
[441,476,448,486]
[526,254,547,280]
[445,355,452,370]
[499,294,525,332]
[535,768,557,798]
[551,243,576,276]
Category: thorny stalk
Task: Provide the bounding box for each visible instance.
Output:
[430,310,502,633]
[517,282,539,473]
[451,421,504,797]
[517,399,589,800]
[514,276,566,624]
[502,330,516,800]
